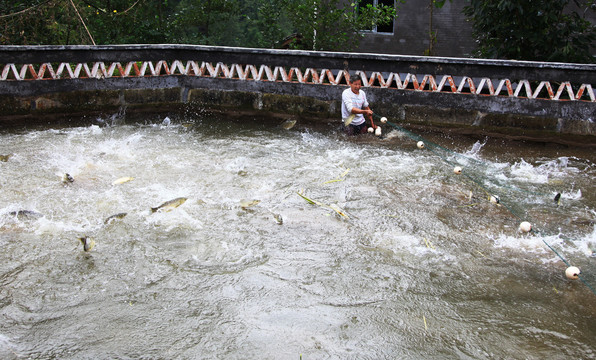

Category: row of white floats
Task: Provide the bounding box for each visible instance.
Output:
[407,127,582,282]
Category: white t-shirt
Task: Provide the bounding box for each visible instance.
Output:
[341,88,369,126]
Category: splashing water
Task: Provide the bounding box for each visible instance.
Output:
[0,117,595,359]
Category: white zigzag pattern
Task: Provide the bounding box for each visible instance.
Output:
[0,61,593,102]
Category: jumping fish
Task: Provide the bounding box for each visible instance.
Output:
[104,212,128,224]
[79,236,95,252]
[240,199,260,210]
[151,197,187,213]
[62,173,74,184]
[343,114,355,126]
[272,213,283,225]
[112,177,134,185]
[281,119,297,130]
[8,210,44,220]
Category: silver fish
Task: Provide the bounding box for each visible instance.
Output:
[62,173,74,184]
[104,212,128,224]
[151,197,187,213]
[281,119,297,130]
[79,236,95,252]
[272,213,283,225]
[9,210,43,220]
[343,114,355,126]
[240,199,260,210]
[112,176,134,185]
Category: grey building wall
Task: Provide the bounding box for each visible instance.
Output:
[357,0,476,57]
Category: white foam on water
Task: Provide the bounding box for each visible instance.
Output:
[493,232,554,253]
[33,217,95,236]
[144,208,204,232]
[2,120,595,359]
[224,156,250,173]
[525,326,571,340]
[536,156,582,176]
[493,225,596,261]
[464,139,488,158]
[510,159,550,184]
[574,225,596,257]
[382,129,404,140]
[562,189,582,200]
[0,333,18,355]
[505,157,586,186]
[73,124,103,136]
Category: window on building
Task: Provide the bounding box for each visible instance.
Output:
[359,0,395,34]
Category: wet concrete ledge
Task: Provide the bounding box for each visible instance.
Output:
[0,45,595,146]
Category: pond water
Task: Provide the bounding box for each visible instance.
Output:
[0,115,595,359]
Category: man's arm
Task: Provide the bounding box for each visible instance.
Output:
[357,106,375,128]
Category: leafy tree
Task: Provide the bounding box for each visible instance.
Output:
[280,0,397,51]
[167,0,240,45]
[0,0,177,45]
[81,0,179,44]
[241,0,292,48]
[463,0,596,63]
[1,1,85,45]
[0,0,397,52]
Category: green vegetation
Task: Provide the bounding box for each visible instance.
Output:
[463,0,596,63]
[2,0,593,63]
[0,0,396,51]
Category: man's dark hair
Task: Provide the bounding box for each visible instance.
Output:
[350,74,363,83]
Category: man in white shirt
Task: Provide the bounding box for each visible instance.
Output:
[341,74,376,135]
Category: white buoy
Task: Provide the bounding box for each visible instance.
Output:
[367,127,374,133]
[519,221,532,233]
[380,116,388,123]
[565,266,580,280]
[375,126,382,136]
[453,166,462,175]
[417,141,425,149]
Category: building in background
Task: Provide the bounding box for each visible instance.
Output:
[356,0,475,57]
[357,0,596,60]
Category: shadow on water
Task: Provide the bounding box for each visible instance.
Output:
[0,114,595,359]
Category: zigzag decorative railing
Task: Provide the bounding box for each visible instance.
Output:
[1,60,594,102]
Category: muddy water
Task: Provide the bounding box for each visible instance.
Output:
[0,116,595,359]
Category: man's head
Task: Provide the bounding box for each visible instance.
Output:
[349,74,363,94]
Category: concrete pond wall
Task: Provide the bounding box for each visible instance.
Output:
[1,45,595,146]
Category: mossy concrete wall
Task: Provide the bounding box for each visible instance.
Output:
[2,85,594,146]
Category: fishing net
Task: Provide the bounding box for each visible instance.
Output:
[375,113,596,296]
